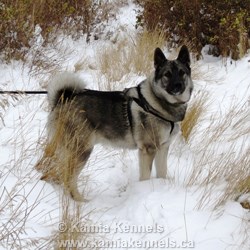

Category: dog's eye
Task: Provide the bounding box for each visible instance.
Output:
[179,70,185,77]
[165,72,172,78]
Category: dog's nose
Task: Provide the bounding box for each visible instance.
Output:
[169,82,184,95]
[174,83,183,92]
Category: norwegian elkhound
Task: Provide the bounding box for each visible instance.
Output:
[36,45,193,201]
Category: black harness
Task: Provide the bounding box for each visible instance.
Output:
[129,86,175,134]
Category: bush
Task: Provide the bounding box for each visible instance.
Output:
[0,0,107,61]
[136,0,250,59]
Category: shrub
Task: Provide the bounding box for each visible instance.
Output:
[0,0,108,61]
[136,0,250,59]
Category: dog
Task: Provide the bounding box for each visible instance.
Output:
[36,45,193,201]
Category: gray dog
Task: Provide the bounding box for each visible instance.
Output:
[36,46,193,201]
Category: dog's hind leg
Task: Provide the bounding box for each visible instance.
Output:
[139,145,156,181]
[66,148,93,202]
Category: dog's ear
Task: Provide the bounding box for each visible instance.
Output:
[154,48,167,69]
[177,45,190,67]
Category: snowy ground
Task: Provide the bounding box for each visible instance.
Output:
[0,2,249,250]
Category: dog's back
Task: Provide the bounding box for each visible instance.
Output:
[48,73,135,147]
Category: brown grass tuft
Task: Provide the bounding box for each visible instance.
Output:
[53,195,83,250]
[181,101,250,210]
[236,176,250,194]
[35,100,94,201]
[181,91,208,142]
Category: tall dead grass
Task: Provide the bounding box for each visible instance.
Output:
[49,193,104,250]
[0,95,55,249]
[34,100,103,249]
[0,135,55,249]
[181,90,208,142]
[183,101,250,210]
[96,29,167,88]
[53,195,84,250]
[0,94,99,248]
[96,32,218,91]
[35,100,94,202]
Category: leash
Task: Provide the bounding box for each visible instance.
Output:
[0,91,47,95]
[132,85,175,134]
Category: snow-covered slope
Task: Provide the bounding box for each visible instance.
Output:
[0,2,249,250]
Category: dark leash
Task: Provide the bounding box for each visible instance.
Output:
[0,91,47,95]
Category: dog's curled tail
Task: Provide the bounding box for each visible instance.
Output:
[47,72,87,108]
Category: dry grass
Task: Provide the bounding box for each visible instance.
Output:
[181,91,208,142]
[0,97,10,125]
[34,102,104,249]
[0,94,99,249]
[53,195,84,250]
[74,56,89,73]
[49,194,104,250]
[35,100,93,201]
[182,101,250,210]
[95,32,218,91]
[0,172,51,249]
[236,176,250,194]
[195,146,249,210]
[96,29,167,88]
[0,94,23,126]
[0,95,54,249]
[0,125,52,249]
[28,38,74,80]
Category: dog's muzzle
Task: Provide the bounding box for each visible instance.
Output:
[167,82,185,96]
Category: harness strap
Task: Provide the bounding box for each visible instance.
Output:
[132,86,175,134]
[127,98,133,130]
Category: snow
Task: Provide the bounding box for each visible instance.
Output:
[0,2,249,250]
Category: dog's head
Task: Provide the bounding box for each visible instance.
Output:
[152,46,193,104]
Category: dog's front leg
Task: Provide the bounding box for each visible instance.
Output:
[155,142,170,179]
[139,145,156,181]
